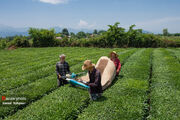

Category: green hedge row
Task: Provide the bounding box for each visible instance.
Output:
[0,48,110,94]
[0,61,87,119]
[77,49,152,120]
[0,53,79,93]
[0,47,62,66]
[1,23,180,49]
[56,23,180,48]
[149,49,180,119]
[0,48,102,80]
[0,48,113,119]
[167,48,180,61]
[4,49,137,120]
[0,47,120,71]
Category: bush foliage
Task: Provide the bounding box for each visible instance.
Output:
[57,22,180,48]
[29,28,57,47]
[0,22,180,49]
[0,48,179,119]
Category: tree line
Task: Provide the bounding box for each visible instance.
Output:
[0,22,180,49]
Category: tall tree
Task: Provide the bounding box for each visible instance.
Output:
[62,28,69,36]
[98,30,106,35]
[106,22,126,47]
[163,28,169,36]
[93,29,98,34]
[76,31,86,39]
[70,32,75,37]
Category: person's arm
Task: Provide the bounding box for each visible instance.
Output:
[116,59,121,75]
[67,62,71,74]
[88,72,100,88]
[56,63,60,76]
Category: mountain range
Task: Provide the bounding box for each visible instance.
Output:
[0,24,94,38]
[0,24,151,38]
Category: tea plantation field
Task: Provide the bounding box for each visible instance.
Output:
[0,47,179,120]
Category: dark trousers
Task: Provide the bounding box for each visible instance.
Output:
[57,77,68,87]
[88,90,102,101]
[89,93,102,101]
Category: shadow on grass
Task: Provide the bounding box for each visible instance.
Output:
[68,84,89,90]
[105,75,123,90]
[96,96,108,102]
[67,75,123,103]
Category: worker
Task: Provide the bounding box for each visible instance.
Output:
[82,60,102,101]
[110,51,121,76]
[56,54,71,87]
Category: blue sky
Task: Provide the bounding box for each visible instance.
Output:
[0,0,180,33]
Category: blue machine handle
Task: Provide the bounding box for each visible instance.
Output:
[66,78,90,89]
[70,73,77,78]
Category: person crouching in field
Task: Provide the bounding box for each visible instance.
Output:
[110,51,121,76]
[82,60,103,101]
[56,54,71,87]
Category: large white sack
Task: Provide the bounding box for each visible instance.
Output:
[79,56,116,90]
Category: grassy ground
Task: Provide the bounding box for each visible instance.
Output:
[0,47,179,120]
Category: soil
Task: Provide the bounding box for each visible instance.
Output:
[8,45,17,50]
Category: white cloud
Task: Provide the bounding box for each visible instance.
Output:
[135,17,180,33]
[39,0,69,4]
[78,20,95,29]
[78,20,88,27]
[136,17,180,26]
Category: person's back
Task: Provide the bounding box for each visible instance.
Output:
[88,68,102,94]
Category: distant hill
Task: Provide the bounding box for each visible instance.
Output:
[52,26,94,34]
[142,30,152,34]
[0,25,29,37]
[0,31,28,38]
[0,25,94,38]
[0,24,152,38]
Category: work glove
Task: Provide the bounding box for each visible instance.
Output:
[66,74,71,78]
[84,82,89,85]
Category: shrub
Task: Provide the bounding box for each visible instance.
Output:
[29,28,56,47]
[2,48,137,119]
[0,39,7,49]
[10,36,30,47]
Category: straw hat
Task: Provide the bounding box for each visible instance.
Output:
[82,60,95,70]
[110,51,118,58]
